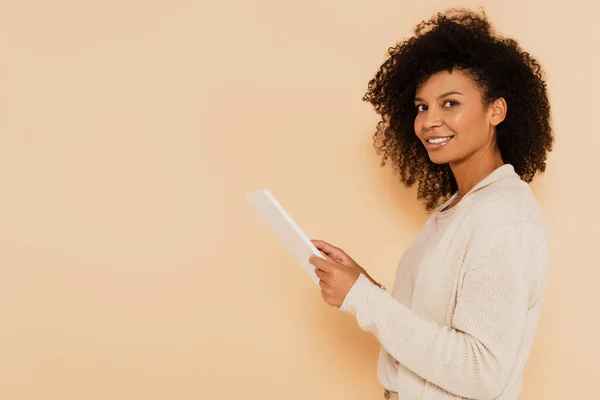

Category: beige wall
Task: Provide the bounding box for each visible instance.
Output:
[0,0,598,399]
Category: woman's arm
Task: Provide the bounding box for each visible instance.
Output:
[340,225,547,400]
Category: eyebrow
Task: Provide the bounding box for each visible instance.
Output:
[414,91,464,102]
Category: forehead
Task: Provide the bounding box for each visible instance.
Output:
[415,70,480,98]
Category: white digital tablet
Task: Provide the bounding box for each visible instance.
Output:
[245,188,324,286]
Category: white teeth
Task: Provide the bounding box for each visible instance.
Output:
[428,137,453,144]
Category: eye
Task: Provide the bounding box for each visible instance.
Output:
[443,100,460,108]
[416,104,427,113]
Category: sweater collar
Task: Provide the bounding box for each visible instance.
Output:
[466,163,517,196]
[436,164,518,214]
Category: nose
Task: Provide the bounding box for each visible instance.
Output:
[422,109,443,129]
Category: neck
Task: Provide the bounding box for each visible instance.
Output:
[450,148,504,199]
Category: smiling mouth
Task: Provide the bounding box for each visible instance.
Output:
[425,135,454,149]
[427,136,454,144]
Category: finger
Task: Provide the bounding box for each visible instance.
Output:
[315,268,333,284]
[314,267,325,280]
[319,251,335,263]
[311,239,349,264]
[311,239,344,256]
[318,279,331,290]
[309,255,336,273]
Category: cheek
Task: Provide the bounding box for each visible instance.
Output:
[446,110,481,137]
[445,111,467,133]
[414,116,422,136]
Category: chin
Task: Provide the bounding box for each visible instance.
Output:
[427,153,454,165]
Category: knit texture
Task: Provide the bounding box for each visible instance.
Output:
[340,164,548,400]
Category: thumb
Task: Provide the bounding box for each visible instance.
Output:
[319,250,335,263]
[311,239,352,266]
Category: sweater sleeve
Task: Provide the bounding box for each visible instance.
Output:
[340,225,545,400]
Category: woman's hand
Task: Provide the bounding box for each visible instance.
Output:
[309,240,379,308]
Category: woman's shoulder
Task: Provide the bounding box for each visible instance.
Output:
[458,178,549,285]
[464,176,547,236]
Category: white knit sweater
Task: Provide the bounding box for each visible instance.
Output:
[340,164,548,400]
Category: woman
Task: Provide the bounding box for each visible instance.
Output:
[309,8,553,400]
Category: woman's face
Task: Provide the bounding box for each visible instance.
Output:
[413,70,505,166]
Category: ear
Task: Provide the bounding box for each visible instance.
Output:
[489,97,507,126]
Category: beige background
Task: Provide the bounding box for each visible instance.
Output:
[0,0,598,399]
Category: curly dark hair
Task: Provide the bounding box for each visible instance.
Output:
[363,8,553,211]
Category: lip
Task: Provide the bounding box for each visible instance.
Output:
[424,135,454,150]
